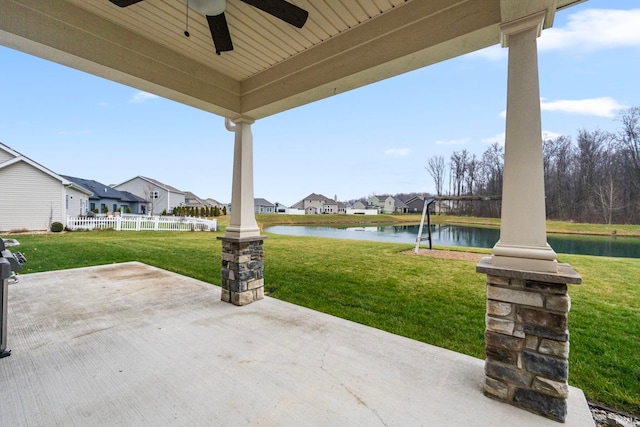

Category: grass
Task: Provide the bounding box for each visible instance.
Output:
[8,218,640,416]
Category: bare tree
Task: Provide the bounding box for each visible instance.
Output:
[426,155,446,195]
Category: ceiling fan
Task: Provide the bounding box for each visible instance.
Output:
[108,0,309,55]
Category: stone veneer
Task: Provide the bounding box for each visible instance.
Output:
[476,257,582,423]
[217,236,266,306]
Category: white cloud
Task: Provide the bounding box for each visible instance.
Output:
[384,148,411,156]
[435,138,470,146]
[467,8,640,61]
[496,97,626,119]
[130,91,160,104]
[482,133,505,145]
[540,9,640,52]
[540,97,626,117]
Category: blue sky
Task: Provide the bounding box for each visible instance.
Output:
[1,0,639,206]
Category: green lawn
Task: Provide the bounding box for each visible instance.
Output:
[8,224,640,416]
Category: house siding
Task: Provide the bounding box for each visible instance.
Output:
[0,161,65,231]
[115,177,185,215]
[115,178,153,213]
[66,187,89,217]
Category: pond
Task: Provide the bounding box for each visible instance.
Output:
[265,224,640,258]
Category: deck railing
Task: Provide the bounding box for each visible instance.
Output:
[66,215,217,232]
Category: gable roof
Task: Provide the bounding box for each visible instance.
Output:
[184,191,207,206]
[119,191,147,204]
[254,198,274,207]
[297,193,336,203]
[0,143,91,195]
[116,176,184,194]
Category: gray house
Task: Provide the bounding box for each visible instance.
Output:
[114,176,185,215]
[254,198,275,214]
[62,176,147,215]
[0,143,92,231]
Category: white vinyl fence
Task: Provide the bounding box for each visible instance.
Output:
[67,215,217,232]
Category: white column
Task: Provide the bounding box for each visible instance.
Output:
[492,11,558,273]
[225,117,260,239]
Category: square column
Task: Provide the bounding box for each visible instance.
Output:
[221,117,264,306]
[492,11,557,273]
[225,118,260,239]
[477,258,581,422]
[479,9,584,422]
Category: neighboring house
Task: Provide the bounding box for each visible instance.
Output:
[254,198,275,214]
[0,143,92,231]
[368,195,409,214]
[114,176,185,215]
[404,195,427,214]
[205,198,224,209]
[352,201,367,210]
[184,191,208,208]
[292,193,339,214]
[404,195,445,215]
[62,176,147,215]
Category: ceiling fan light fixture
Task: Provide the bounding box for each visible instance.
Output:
[188,0,226,16]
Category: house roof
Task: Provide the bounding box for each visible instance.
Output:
[117,176,184,194]
[184,191,207,206]
[119,191,148,204]
[205,198,223,207]
[0,143,91,195]
[254,198,274,207]
[62,175,124,200]
[0,1,577,122]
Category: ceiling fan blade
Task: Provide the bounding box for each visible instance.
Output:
[207,14,234,55]
[241,0,308,28]
[108,0,144,7]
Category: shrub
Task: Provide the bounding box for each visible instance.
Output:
[50,222,64,233]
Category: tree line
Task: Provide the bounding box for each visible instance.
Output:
[426,106,640,224]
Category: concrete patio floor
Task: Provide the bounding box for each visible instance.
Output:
[1,262,594,426]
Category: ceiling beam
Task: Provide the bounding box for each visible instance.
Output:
[240,0,502,119]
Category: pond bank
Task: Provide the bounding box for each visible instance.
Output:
[255,214,640,238]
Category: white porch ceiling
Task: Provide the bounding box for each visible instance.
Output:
[0,0,583,120]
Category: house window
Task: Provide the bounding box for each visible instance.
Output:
[150,191,159,199]
[90,202,95,211]
[113,204,117,212]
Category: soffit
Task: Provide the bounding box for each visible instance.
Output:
[0,0,581,120]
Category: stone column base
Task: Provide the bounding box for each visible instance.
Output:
[476,257,582,423]
[217,236,266,306]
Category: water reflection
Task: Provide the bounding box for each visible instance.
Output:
[265,224,640,258]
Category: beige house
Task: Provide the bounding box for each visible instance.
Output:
[292,193,338,214]
[368,195,409,214]
[0,143,92,232]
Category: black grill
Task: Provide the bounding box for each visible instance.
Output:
[1,237,27,359]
